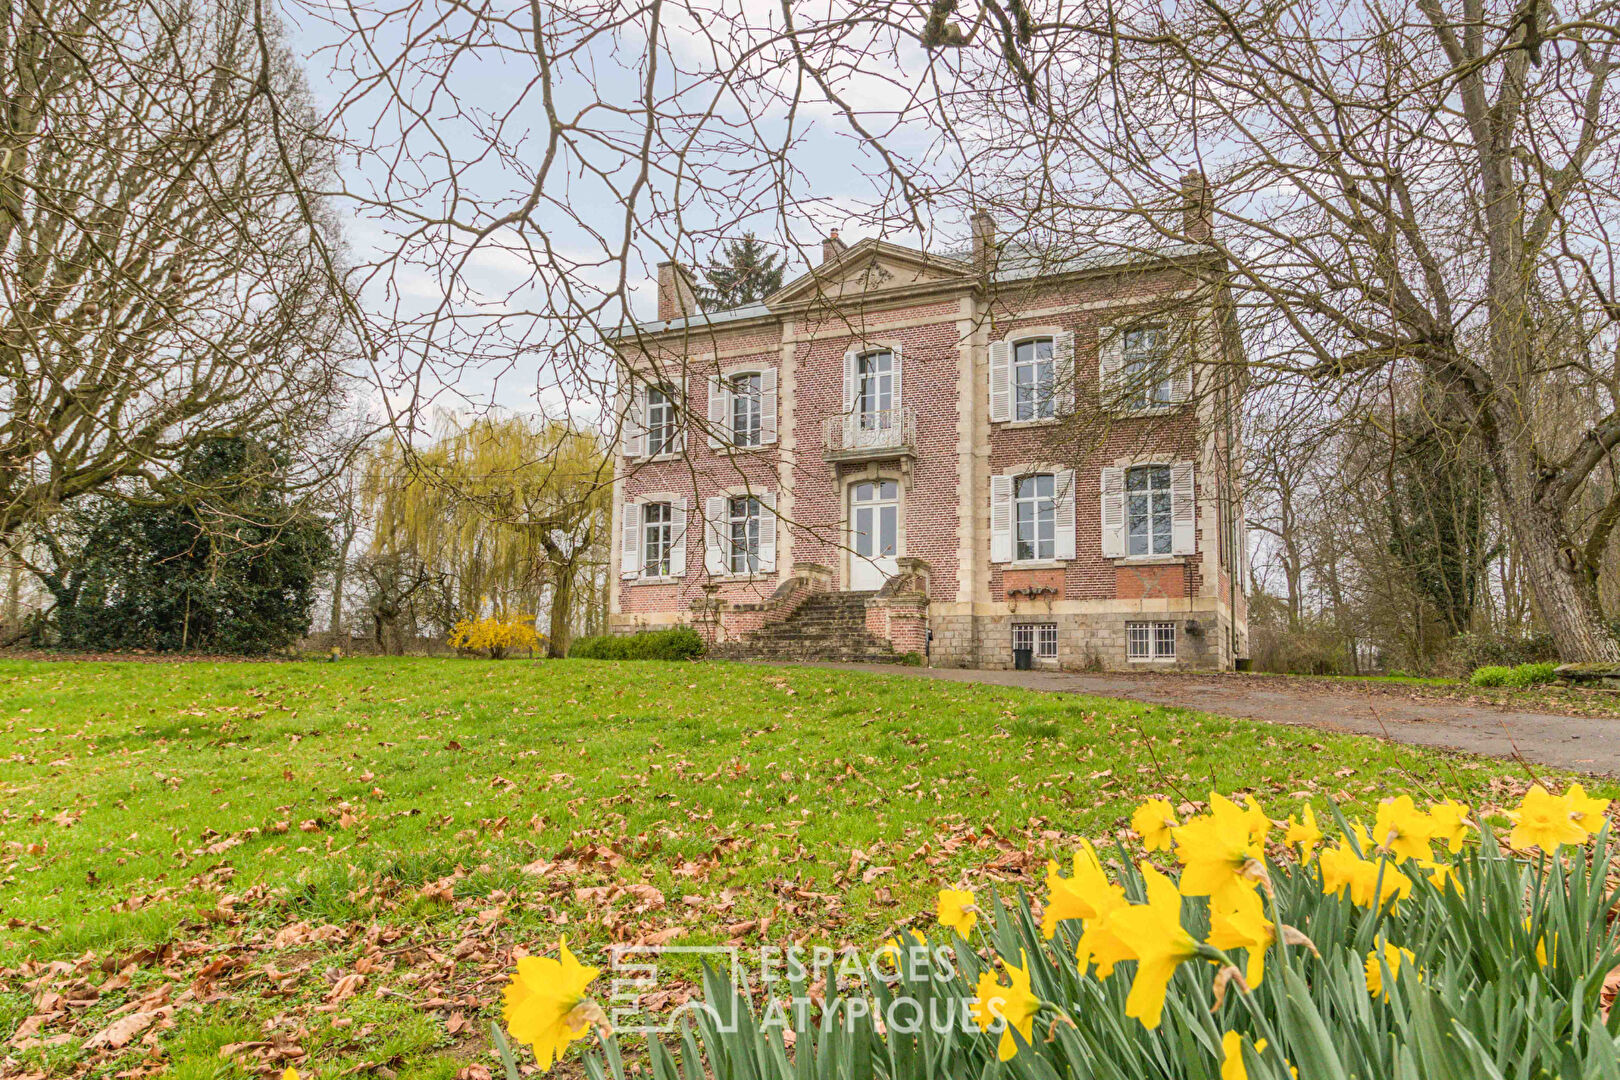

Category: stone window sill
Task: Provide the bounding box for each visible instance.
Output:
[1005,560,1069,570]
[998,417,1061,429]
[1114,555,1186,566]
[627,576,682,586]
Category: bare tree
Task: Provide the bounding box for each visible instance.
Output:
[0,0,354,547]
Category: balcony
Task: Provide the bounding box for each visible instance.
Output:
[823,407,916,464]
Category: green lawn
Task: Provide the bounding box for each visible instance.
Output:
[0,657,1586,1078]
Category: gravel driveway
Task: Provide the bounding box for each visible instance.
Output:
[814,664,1620,778]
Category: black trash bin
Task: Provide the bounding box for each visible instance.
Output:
[1013,647,1034,671]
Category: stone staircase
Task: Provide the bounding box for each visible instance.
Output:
[710,591,905,663]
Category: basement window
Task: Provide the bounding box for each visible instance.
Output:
[1013,622,1058,660]
[1127,621,1176,661]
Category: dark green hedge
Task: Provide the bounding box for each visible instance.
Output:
[568,626,705,660]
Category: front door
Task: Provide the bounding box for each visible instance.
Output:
[849,480,899,590]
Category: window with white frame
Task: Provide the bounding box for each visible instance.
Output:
[1126,465,1173,556]
[727,496,761,574]
[1014,473,1057,561]
[642,501,674,577]
[646,386,678,456]
[1013,338,1055,421]
[857,350,894,426]
[1121,326,1175,410]
[1127,621,1177,660]
[1014,623,1059,660]
[729,373,761,447]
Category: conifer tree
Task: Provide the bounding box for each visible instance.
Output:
[697,233,786,310]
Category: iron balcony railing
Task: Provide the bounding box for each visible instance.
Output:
[823,406,916,457]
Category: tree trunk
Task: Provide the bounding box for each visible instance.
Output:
[329,531,352,641]
[1506,500,1620,662]
[548,563,573,658]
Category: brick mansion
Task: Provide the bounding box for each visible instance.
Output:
[604,187,1248,670]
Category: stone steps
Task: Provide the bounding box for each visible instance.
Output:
[711,591,906,663]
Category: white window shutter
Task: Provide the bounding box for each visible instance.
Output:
[891,344,903,415]
[670,379,687,454]
[1171,462,1196,554]
[706,375,727,449]
[620,501,641,579]
[760,368,778,444]
[1054,468,1076,560]
[1100,467,1126,557]
[990,474,1013,563]
[758,492,777,572]
[623,385,646,458]
[842,350,858,416]
[1053,331,1076,416]
[988,338,1011,423]
[704,496,727,575]
[669,497,688,576]
[1098,325,1123,413]
[1170,355,1193,404]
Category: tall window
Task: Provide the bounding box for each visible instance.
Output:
[646,386,678,456]
[729,373,761,447]
[1013,338,1055,421]
[1014,473,1056,561]
[1121,326,1174,410]
[1128,621,1177,660]
[727,496,761,574]
[857,351,894,425]
[642,501,674,577]
[1125,465,1172,556]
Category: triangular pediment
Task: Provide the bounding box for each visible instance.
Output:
[767,239,970,306]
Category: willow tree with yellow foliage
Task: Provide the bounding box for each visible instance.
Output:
[361,417,612,656]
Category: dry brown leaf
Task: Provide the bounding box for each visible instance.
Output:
[83,1009,161,1050]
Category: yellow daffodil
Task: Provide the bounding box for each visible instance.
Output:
[1318,842,1360,898]
[1105,862,1203,1029]
[283,1070,298,1080]
[1132,798,1179,852]
[1043,840,1126,938]
[1319,843,1411,910]
[1075,903,1136,977]
[1364,941,1417,1002]
[1418,859,1460,893]
[1284,804,1323,857]
[1508,785,1590,851]
[1174,793,1265,908]
[1242,795,1272,845]
[504,937,604,1072]
[1207,883,1274,987]
[1221,1031,1269,1080]
[1523,918,1556,968]
[1371,795,1436,862]
[970,951,1042,1062]
[937,888,978,937]
[1567,783,1611,834]
[1426,799,1473,853]
[876,928,924,969]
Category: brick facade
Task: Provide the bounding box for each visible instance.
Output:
[606,233,1249,670]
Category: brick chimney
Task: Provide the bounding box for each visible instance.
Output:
[656,260,698,322]
[970,211,996,269]
[821,228,848,265]
[1181,171,1213,243]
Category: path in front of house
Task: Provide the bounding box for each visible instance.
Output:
[810,663,1620,778]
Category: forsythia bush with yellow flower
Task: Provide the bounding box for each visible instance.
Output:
[447,616,542,659]
[493,784,1620,1078]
